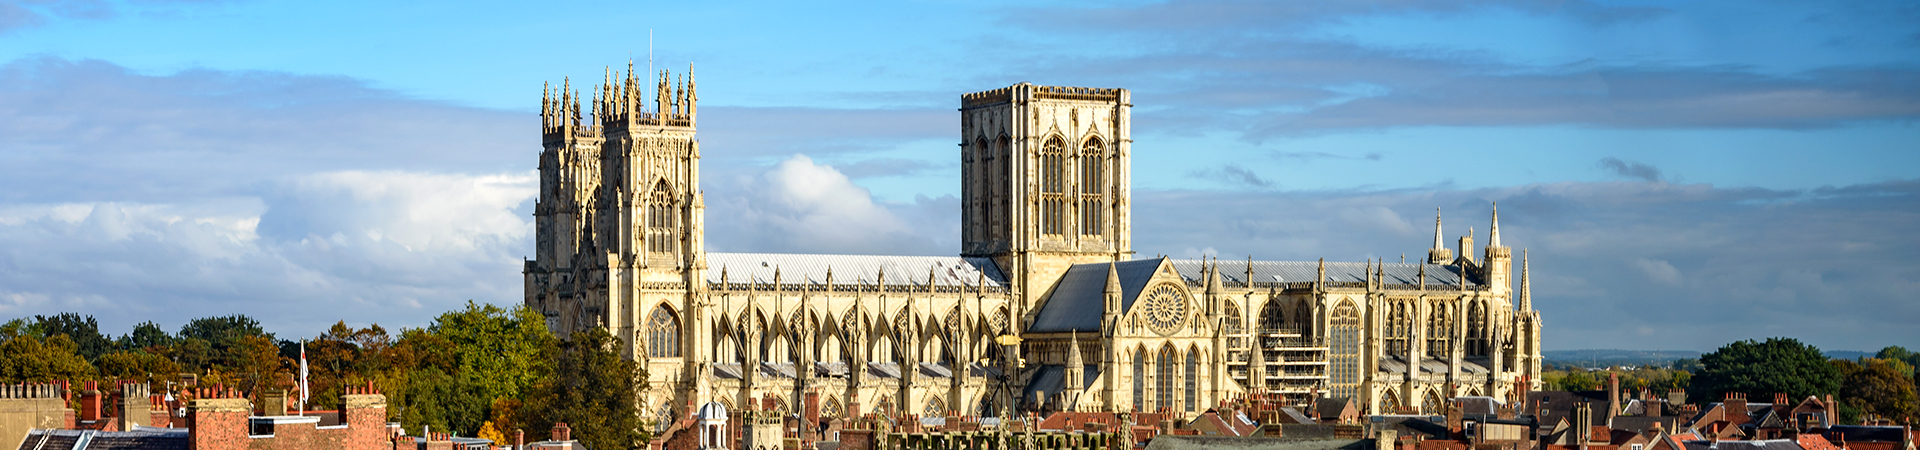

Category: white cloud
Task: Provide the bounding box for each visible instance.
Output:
[0,170,534,336]
[707,154,951,256]
[1634,258,1682,285]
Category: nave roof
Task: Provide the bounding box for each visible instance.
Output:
[706,252,1008,289]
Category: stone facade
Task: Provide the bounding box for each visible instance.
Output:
[524,71,1545,428]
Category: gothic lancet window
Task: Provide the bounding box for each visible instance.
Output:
[1039,136,1066,236]
[1184,350,1198,412]
[975,138,991,242]
[646,180,676,254]
[1428,303,1450,358]
[1157,347,1176,412]
[648,305,680,358]
[1330,301,1361,400]
[994,136,1010,238]
[1079,137,1104,236]
[1469,301,1488,355]
[1132,349,1146,411]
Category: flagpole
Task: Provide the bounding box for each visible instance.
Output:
[298,340,308,416]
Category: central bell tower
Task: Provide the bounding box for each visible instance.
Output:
[959,83,1134,317]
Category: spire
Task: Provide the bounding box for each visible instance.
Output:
[1520,249,1532,311]
[1433,207,1444,250]
[686,63,698,120]
[1489,202,1503,248]
[1205,262,1222,295]
[1067,331,1084,368]
[1105,262,1121,295]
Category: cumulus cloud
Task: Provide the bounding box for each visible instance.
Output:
[0,171,535,336]
[1128,179,1920,351]
[0,57,536,335]
[706,154,953,256]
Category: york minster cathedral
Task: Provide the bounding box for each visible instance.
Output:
[522,66,1545,427]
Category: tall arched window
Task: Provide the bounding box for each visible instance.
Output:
[1330,301,1361,400]
[1184,349,1198,412]
[648,305,681,357]
[1039,136,1066,236]
[975,138,991,241]
[1079,137,1104,236]
[1132,349,1146,412]
[993,136,1010,238]
[1260,300,1286,333]
[1428,302,1450,358]
[1469,301,1488,355]
[1156,347,1176,411]
[646,180,676,254]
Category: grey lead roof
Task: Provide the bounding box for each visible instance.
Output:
[1168,259,1469,287]
[706,253,1008,288]
[1028,259,1164,333]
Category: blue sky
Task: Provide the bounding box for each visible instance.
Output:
[0,0,1915,351]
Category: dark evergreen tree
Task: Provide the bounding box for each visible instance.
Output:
[523,328,647,450]
[118,321,174,351]
[1689,337,1841,403]
[34,313,112,362]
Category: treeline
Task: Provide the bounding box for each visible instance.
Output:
[0,302,646,450]
[1542,338,1920,426]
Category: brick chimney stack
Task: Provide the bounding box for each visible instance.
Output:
[553,422,572,442]
[187,386,250,450]
[80,381,102,422]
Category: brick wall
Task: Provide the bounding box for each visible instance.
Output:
[188,393,251,450]
[185,385,390,450]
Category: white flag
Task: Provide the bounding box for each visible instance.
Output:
[299,340,309,403]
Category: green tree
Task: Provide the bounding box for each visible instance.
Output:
[179,315,272,358]
[34,313,112,362]
[0,319,97,382]
[226,334,285,394]
[174,337,216,372]
[431,302,555,404]
[1835,358,1918,425]
[98,350,182,385]
[389,302,554,437]
[1689,338,1842,403]
[1672,358,1704,373]
[118,321,175,352]
[523,328,647,450]
[1874,347,1919,377]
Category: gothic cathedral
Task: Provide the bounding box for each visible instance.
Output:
[523,68,1545,427]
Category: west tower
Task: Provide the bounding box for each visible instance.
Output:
[960,84,1133,317]
[527,65,707,380]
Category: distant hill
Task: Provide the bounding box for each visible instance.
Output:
[1544,349,1881,369]
[1543,349,1701,369]
[1825,350,1874,360]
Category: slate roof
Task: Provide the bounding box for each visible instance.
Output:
[1379,356,1491,374]
[16,429,188,450]
[1029,259,1164,333]
[1823,426,1912,443]
[1528,390,1612,433]
[1315,397,1355,420]
[1168,259,1469,288]
[706,253,1007,288]
[1681,439,1807,450]
[1021,364,1102,404]
[709,361,965,379]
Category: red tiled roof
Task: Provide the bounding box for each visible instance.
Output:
[1798,434,1843,450]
